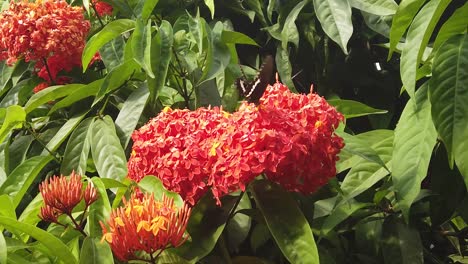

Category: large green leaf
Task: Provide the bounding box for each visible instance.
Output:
[0,195,15,219]
[48,79,104,114]
[432,2,468,52]
[0,155,53,208]
[392,84,437,219]
[24,84,84,113]
[90,116,128,181]
[41,111,87,155]
[148,20,173,103]
[328,99,388,119]
[61,118,94,175]
[99,36,125,71]
[312,0,353,54]
[80,237,113,264]
[0,216,78,264]
[400,0,450,98]
[0,105,25,144]
[349,0,397,15]
[114,82,149,148]
[251,180,319,264]
[275,46,295,91]
[88,177,111,238]
[132,19,154,78]
[429,34,468,187]
[388,0,426,58]
[381,216,423,264]
[281,0,308,49]
[134,0,159,21]
[82,19,136,71]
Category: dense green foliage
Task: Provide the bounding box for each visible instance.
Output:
[0,0,467,263]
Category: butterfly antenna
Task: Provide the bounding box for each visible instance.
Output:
[291,69,303,80]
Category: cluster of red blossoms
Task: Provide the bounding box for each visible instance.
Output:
[92,0,113,17]
[128,81,344,205]
[0,0,91,92]
[101,193,191,262]
[39,172,98,226]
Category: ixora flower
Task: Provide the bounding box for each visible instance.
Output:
[92,0,113,17]
[128,80,344,206]
[101,193,191,262]
[39,171,98,222]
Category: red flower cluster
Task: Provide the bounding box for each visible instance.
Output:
[92,0,113,17]
[39,171,98,223]
[128,81,344,205]
[101,193,191,262]
[0,0,90,65]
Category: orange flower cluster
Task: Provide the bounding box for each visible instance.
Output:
[101,193,191,262]
[39,171,97,223]
[128,81,344,205]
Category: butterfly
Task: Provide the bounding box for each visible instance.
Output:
[236,55,275,104]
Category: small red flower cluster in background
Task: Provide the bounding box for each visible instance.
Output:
[101,193,191,262]
[92,0,113,17]
[0,0,91,92]
[128,80,344,206]
[39,171,97,227]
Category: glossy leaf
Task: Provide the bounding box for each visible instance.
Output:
[114,82,149,148]
[132,19,154,78]
[90,116,128,181]
[400,0,450,98]
[429,34,468,187]
[313,0,353,54]
[328,99,388,119]
[0,216,78,264]
[24,84,84,113]
[82,19,136,71]
[388,0,426,58]
[138,176,184,209]
[0,155,53,208]
[88,177,111,238]
[100,36,125,71]
[61,118,94,175]
[381,216,423,264]
[0,105,25,144]
[252,180,319,264]
[392,84,437,219]
[349,0,397,16]
[432,2,468,52]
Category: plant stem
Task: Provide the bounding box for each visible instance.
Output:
[66,213,88,237]
[90,3,105,29]
[25,126,61,163]
[225,191,245,227]
[42,57,55,85]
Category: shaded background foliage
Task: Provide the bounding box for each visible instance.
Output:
[0,0,467,263]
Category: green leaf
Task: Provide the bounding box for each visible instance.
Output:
[0,105,25,144]
[429,34,468,187]
[132,19,154,78]
[0,216,78,264]
[115,82,149,148]
[0,195,15,219]
[275,46,296,91]
[313,0,353,54]
[82,19,136,71]
[0,155,53,208]
[221,31,258,46]
[80,237,114,264]
[251,180,319,264]
[148,20,173,103]
[195,78,222,107]
[134,0,159,21]
[321,199,371,235]
[41,111,87,155]
[388,0,426,59]
[61,118,94,175]
[204,0,215,18]
[381,216,423,264]
[281,0,308,49]
[100,36,125,71]
[88,177,111,238]
[138,176,184,209]
[432,2,468,52]
[400,0,450,98]
[24,84,84,113]
[328,99,388,119]
[49,79,104,114]
[199,22,231,84]
[226,193,252,252]
[392,84,437,219]
[90,116,128,181]
[0,61,16,97]
[0,231,6,264]
[349,0,397,15]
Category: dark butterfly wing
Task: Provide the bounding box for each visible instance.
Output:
[236,55,275,104]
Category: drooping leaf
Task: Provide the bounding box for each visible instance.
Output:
[429,34,468,187]
[328,99,388,119]
[0,216,78,264]
[392,84,437,219]
[349,0,398,16]
[432,2,468,52]
[88,177,111,238]
[132,19,154,78]
[204,0,215,18]
[90,116,128,181]
[281,0,308,49]
[251,180,319,264]
[198,22,230,84]
[388,0,426,58]
[399,0,450,98]
[114,82,149,148]
[275,46,295,91]
[381,216,423,264]
[82,19,136,71]
[0,105,25,144]
[80,237,114,264]
[312,0,353,54]
[61,118,94,175]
